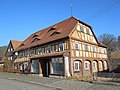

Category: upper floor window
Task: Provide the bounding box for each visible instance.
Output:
[46,45,51,53]
[19,51,24,57]
[30,49,34,56]
[85,44,89,51]
[75,43,79,49]
[80,26,84,32]
[55,44,59,51]
[38,47,42,55]
[86,29,90,35]
[8,48,10,52]
[59,43,64,51]
[51,45,55,52]
[25,50,28,56]
[8,48,13,52]
[93,46,96,52]
[99,47,102,53]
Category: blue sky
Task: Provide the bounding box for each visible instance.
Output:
[0,0,120,46]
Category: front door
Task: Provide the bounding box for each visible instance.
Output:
[41,59,50,77]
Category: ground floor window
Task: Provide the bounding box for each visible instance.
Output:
[84,61,90,70]
[51,57,63,75]
[104,60,107,69]
[74,61,80,71]
[31,60,39,74]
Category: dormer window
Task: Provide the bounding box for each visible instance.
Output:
[48,27,56,32]
[50,31,61,36]
[33,34,38,38]
[20,44,25,47]
[32,38,40,43]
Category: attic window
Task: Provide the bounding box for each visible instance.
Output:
[33,34,38,38]
[32,38,40,43]
[48,27,56,32]
[20,44,24,47]
[50,31,61,36]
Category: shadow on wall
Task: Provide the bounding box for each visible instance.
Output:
[109,58,120,73]
[110,64,120,73]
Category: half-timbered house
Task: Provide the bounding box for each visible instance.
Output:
[14,17,108,77]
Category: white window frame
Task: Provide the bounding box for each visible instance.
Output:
[84,61,90,70]
[92,61,97,68]
[46,45,51,53]
[74,61,80,71]
[104,61,107,68]
[59,43,64,51]
[99,61,103,69]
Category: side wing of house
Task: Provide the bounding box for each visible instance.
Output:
[5,41,14,61]
[69,21,108,76]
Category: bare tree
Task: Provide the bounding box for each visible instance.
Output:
[118,36,120,50]
[98,33,117,59]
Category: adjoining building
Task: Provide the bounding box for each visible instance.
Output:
[5,40,22,61]
[14,17,108,77]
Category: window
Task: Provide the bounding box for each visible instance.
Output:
[8,48,10,52]
[93,46,96,52]
[55,44,59,51]
[30,49,34,56]
[25,50,28,56]
[92,61,97,68]
[75,43,79,49]
[99,61,103,69]
[86,29,90,35]
[32,38,40,43]
[19,51,23,57]
[31,60,39,73]
[80,26,84,32]
[104,61,107,69]
[51,57,63,75]
[50,31,61,36]
[84,61,90,70]
[8,56,12,60]
[51,45,55,52]
[46,45,51,53]
[74,61,80,71]
[85,44,89,51]
[38,47,42,54]
[11,48,13,51]
[99,47,101,53]
[59,43,64,51]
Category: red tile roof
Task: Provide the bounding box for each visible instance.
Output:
[11,40,22,50]
[16,16,106,51]
[16,17,78,51]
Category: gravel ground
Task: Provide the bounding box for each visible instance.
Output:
[0,72,120,90]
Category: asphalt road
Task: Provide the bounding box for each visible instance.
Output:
[0,72,120,90]
[0,78,56,90]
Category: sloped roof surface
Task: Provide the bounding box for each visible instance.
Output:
[11,40,22,50]
[16,16,106,51]
[16,17,78,50]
